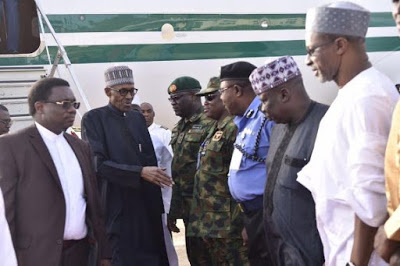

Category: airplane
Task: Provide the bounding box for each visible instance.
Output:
[0,0,399,131]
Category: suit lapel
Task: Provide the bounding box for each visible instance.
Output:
[28,125,62,190]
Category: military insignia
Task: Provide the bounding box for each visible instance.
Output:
[192,125,202,130]
[212,131,223,141]
[189,124,204,133]
[177,132,185,143]
[169,84,177,93]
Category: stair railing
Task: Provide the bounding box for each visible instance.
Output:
[35,0,91,115]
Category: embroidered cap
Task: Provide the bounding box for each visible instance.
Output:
[220,61,256,81]
[196,77,221,96]
[249,56,301,95]
[168,76,201,94]
[104,65,134,87]
[306,1,370,38]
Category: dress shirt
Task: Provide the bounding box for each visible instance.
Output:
[384,100,400,240]
[0,188,17,266]
[36,122,87,240]
[228,96,274,202]
[297,67,398,266]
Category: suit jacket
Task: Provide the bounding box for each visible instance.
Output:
[0,125,111,266]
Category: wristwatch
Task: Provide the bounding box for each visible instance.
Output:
[346,262,356,266]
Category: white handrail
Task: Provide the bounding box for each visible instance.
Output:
[34,0,92,113]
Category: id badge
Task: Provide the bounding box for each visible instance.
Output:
[229,147,242,171]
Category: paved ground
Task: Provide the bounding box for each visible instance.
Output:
[172,219,190,266]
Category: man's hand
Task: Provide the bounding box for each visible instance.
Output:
[141,166,174,187]
[100,259,112,266]
[167,218,180,233]
[241,227,248,246]
[375,225,400,262]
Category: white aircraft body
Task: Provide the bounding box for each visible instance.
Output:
[0,0,399,130]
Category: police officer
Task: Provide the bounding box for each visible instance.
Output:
[167,76,215,264]
[219,62,274,266]
[187,77,249,265]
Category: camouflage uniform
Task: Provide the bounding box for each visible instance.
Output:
[169,108,215,263]
[187,115,249,266]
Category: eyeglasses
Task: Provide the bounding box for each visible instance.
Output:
[218,85,235,94]
[306,40,334,57]
[44,101,81,109]
[110,87,138,97]
[168,93,190,103]
[204,93,219,102]
[0,119,12,126]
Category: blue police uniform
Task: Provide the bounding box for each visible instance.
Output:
[228,96,274,204]
[228,96,274,265]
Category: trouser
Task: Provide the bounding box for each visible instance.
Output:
[243,208,272,266]
[190,237,250,266]
[60,238,90,266]
[179,196,205,265]
[0,0,19,52]
[182,217,204,266]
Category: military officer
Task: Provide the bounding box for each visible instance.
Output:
[167,76,215,264]
[187,77,249,265]
[219,61,274,266]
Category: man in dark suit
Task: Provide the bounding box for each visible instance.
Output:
[0,77,111,266]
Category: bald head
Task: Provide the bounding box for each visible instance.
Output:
[140,102,155,127]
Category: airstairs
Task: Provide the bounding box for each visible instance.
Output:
[0,66,47,131]
[0,0,90,133]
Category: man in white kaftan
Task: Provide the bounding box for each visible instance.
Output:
[297,2,399,265]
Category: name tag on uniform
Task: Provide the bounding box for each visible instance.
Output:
[229,147,242,171]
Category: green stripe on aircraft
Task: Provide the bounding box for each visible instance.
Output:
[0,37,399,66]
[45,13,395,33]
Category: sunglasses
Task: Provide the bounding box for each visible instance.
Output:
[168,93,192,103]
[204,93,219,102]
[110,87,138,97]
[44,101,81,109]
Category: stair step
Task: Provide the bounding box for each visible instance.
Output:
[10,116,33,132]
[0,99,29,116]
[0,69,47,82]
[0,83,32,99]
[0,66,45,71]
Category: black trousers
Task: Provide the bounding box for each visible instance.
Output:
[243,208,272,266]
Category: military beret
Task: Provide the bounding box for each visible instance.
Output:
[196,77,221,96]
[220,61,257,81]
[168,76,201,94]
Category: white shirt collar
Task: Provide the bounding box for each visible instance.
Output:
[148,122,157,131]
[35,122,64,142]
